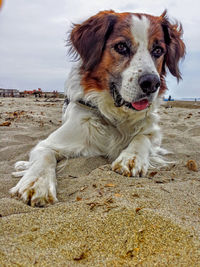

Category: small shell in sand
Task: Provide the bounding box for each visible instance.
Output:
[186,160,198,172]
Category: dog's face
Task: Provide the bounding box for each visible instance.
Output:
[70,10,185,111]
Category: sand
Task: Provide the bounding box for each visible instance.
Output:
[0,97,200,266]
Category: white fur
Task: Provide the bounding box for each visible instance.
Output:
[121,15,159,102]
[10,18,166,206]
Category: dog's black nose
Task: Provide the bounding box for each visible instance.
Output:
[138,74,160,95]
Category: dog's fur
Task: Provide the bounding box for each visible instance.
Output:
[10,10,185,206]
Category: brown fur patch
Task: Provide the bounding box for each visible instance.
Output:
[128,158,136,171]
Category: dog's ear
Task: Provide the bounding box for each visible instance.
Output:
[70,11,117,71]
[161,10,186,81]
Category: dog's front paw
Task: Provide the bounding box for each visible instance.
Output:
[112,152,149,177]
[10,167,57,207]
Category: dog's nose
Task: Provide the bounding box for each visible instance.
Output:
[138,74,160,95]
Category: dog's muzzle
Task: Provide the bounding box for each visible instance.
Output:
[109,82,150,111]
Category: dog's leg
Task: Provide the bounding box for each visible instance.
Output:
[10,108,93,206]
[112,134,153,177]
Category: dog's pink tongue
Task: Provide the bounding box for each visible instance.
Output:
[131,99,149,111]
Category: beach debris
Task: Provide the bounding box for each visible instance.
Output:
[86,197,116,212]
[105,197,114,204]
[105,183,116,187]
[31,227,39,232]
[80,186,88,192]
[186,160,198,172]
[76,196,82,201]
[0,121,11,126]
[11,110,25,117]
[155,180,165,184]
[69,174,78,179]
[68,190,79,196]
[103,198,118,212]
[138,229,145,234]
[148,171,158,178]
[125,247,140,258]
[161,187,171,193]
[4,110,26,122]
[132,193,140,198]
[135,207,144,213]
[185,113,193,119]
[154,177,173,183]
[126,250,134,258]
[73,252,86,261]
[86,202,101,210]
[114,193,122,197]
[97,189,103,197]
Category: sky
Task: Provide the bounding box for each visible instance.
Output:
[0,0,200,98]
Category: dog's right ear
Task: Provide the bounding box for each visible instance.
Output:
[70,11,117,71]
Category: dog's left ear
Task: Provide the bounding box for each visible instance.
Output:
[70,11,117,71]
[161,10,186,80]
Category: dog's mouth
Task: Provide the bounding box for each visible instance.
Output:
[110,83,150,111]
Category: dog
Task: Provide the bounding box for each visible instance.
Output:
[10,10,185,206]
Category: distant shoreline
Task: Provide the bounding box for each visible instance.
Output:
[164,98,200,101]
[162,100,200,109]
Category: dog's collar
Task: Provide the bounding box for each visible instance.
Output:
[64,97,98,111]
[76,99,98,111]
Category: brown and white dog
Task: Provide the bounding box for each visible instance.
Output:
[10,10,185,206]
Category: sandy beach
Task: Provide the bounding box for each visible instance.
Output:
[0,97,200,266]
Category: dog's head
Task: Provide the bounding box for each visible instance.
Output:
[70,10,185,111]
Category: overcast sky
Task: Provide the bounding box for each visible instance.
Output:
[0,0,200,98]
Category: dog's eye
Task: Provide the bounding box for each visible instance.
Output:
[151,46,164,58]
[114,42,130,56]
